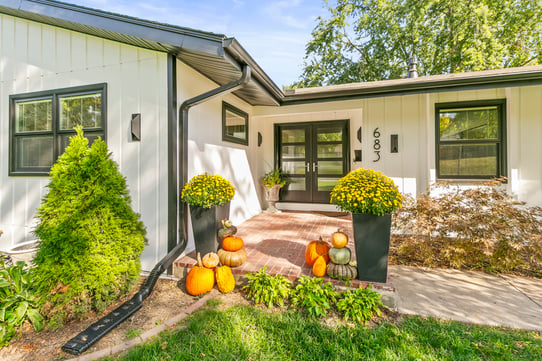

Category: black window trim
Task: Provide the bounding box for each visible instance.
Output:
[435,98,507,180]
[222,101,248,146]
[9,83,107,176]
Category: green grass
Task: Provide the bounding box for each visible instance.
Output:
[103,300,541,361]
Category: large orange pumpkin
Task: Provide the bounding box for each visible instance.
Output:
[305,237,330,266]
[185,253,215,296]
[222,236,244,252]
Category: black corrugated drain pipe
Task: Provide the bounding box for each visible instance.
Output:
[61,64,251,356]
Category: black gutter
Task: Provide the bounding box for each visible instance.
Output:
[178,64,252,241]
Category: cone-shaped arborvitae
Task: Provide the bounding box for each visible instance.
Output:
[32,127,147,326]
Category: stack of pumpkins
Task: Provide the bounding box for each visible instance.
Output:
[305,230,358,280]
[185,220,246,296]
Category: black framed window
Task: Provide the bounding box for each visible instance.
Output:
[10,83,107,176]
[436,99,506,179]
[222,102,248,145]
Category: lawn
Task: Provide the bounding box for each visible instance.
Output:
[104,298,542,361]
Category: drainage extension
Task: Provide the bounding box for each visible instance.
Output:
[61,240,186,355]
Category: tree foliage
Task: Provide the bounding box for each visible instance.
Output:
[32,128,147,326]
[294,0,542,87]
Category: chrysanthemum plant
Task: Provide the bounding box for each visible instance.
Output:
[181,173,236,208]
[330,168,402,216]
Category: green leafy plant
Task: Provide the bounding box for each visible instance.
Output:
[242,266,291,307]
[393,179,542,276]
[0,261,44,347]
[261,169,287,189]
[336,285,383,324]
[32,127,147,327]
[290,276,337,318]
[181,173,236,208]
[124,328,142,340]
[330,168,402,216]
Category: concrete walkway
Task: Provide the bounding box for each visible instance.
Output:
[389,265,542,331]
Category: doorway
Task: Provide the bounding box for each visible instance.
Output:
[275,120,350,203]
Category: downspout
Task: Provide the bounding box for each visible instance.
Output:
[178,64,251,241]
[61,63,251,355]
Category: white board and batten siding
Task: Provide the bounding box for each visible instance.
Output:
[254,84,542,207]
[0,14,170,271]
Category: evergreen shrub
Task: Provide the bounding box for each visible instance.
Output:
[32,128,147,326]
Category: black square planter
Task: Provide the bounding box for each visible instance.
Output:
[189,203,230,256]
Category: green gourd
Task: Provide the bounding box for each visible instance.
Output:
[328,247,351,265]
[327,262,357,280]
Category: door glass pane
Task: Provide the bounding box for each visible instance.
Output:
[282,161,306,175]
[15,135,54,168]
[440,106,498,141]
[317,127,342,142]
[317,144,342,158]
[15,98,52,132]
[318,177,340,191]
[286,177,306,191]
[317,160,343,175]
[282,129,305,143]
[59,92,102,130]
[282,145,305,158]
[439,143,497,177]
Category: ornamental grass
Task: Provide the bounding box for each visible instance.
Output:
[330,168,402,216]
[181,173,235,208]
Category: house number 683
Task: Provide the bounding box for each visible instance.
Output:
[373,127,381,162]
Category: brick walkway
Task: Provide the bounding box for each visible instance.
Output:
[174,211,395,290]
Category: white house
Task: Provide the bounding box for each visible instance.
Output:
[1,0,542,271]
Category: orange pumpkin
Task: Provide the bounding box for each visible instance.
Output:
[185,253,215,296]
[305,237,330,266]
[330,229,348,248]
[222,236,244,252]
[312,255,327,277]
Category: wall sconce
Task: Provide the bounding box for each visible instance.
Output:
[258,132,262,147]
[357,127,362,143]
[131,113,141,141]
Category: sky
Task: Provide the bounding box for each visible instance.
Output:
[64,0,328,88]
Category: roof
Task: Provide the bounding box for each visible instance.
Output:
[2,0,542,107]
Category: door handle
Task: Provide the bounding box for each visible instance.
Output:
[313,162,317,173]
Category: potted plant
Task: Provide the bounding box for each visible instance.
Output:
[330,168,402,282]
[261,169,287,213]
[181,173,236,255]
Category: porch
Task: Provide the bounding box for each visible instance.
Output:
[173,211,396,292]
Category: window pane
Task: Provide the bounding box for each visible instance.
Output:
[286,177,306,191]
[15,136,54,168]
[59,93,102,130]
[282,145,305,158]
[317,127,342,142]
[281,129,304,143]
[282,161,306,175]
[317,144,342,158]
[15,98,52,132]
[439,144,498,177]
[317,160,343,175]
[440,106,498,141]
[318,177,340,191]
[224,108,247,141]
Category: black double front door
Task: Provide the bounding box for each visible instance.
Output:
[275,120,350,203]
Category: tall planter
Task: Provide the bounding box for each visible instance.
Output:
[189,203,230,256]
[263,184,281,213]
[352,212,392,283]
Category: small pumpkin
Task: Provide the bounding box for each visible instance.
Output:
[327,262,358,280]
[215,265,235,293]
[222,235,244,252]
[312,255,327,277]
[328,247,351,265]
[185,253,215,296]
[330,229,348,248]
[218,248,247,267]
[218,219,238,239]
[201,252,219,268]
[305,237,330,266]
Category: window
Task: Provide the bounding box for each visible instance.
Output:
[436,99,506,179]
[222,102,248,145]
[10,83,107,176]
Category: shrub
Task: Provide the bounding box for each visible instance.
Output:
[290,276,337,318]
[243,266,291,307]
[32,128,147,326]
[0,261,44,347]
[336,285,383,324]
[393,180,542,275]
